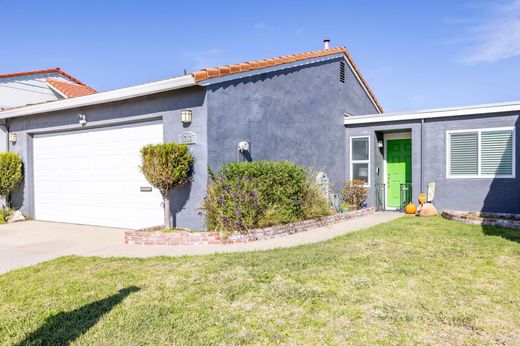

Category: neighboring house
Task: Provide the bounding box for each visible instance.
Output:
[345,103,519,213]
[0,68,96,151]
[0,45,381,229]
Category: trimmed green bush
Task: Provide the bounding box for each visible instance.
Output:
[140,143,194,229]
[0,152,23,208]
[201,161,330,233]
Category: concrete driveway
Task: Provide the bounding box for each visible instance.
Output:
[0,212,402,275]
[0,221,126,274]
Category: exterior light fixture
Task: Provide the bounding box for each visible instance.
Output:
[377,140,384,148]
[181,109,192,124]
[8,132,17,144]
[79,113,87,126]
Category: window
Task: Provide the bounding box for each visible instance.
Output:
[447,127,515,178]
[350,136,370,186]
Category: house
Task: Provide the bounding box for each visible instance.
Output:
[345,102,519,213]
[0,43,381,229]
[2,43,517,231]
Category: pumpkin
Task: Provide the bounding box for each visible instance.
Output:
[418,193,427,204]
[405,202,417,215]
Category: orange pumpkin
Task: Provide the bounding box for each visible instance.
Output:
[405,202,417,215]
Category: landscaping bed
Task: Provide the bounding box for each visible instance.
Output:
[442,210,520,229]
[126,208,374,245]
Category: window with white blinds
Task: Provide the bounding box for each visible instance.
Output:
[447,128,515,178]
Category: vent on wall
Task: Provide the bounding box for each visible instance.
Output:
[339,61,346,83]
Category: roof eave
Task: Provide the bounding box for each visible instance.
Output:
[344,101,520,125]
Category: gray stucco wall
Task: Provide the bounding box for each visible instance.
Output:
[7,87,208,229]
[206,57,379,193]
[423,112,519,213]
[345,112,520,213]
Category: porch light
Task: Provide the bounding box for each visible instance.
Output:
[377,140,384,148]
[8,132,17,144]
[181,109,192,124]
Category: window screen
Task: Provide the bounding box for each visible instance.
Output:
[448,129,514,178]
[449,132,478,176]
[481,130,513,175]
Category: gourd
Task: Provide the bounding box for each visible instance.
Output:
[405,202,417,215]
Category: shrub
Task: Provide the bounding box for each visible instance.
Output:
[342,179,367,208]
[300,173,332,220]
[202,176,261,233]
[140,143,194,229]
[201,161,330,233]
[0,152,23,208]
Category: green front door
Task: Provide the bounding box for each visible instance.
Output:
[386,139,412,208]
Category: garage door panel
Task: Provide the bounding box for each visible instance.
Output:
[33,121,164,229]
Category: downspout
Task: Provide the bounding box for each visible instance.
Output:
[0,122,8,152]
[420,118,424,194]
[0,122,8,208]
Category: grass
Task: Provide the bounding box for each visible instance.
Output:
[1,216,519,345]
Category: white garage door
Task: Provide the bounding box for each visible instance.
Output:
[33,121,164,229]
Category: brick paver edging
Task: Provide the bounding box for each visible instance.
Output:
[125,208,375,246]
[442,210,520,229]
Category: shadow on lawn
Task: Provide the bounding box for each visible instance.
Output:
[481,225,520,244]
[18,286,140,346]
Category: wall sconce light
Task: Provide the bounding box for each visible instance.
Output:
[79,113,87,126]
[181,109,192,124]
[377,140,384,148]
[8,132,17,144]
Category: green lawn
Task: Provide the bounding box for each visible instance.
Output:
[1,216,519,345]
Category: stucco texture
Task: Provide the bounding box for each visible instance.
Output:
[206,57,378,192]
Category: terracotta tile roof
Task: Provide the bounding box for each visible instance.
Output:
[192,47,383,113]
[0,68,89,86]
[46,78,97,98]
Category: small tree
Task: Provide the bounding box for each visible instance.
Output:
[0,153,23,209]
[140,143,194,229]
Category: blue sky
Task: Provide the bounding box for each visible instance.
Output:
[2,0,520,112]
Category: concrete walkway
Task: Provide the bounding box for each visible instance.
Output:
[0,212,402,274]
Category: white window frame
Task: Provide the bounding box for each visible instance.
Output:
[446,126,516,179]
[350,136,371,187]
